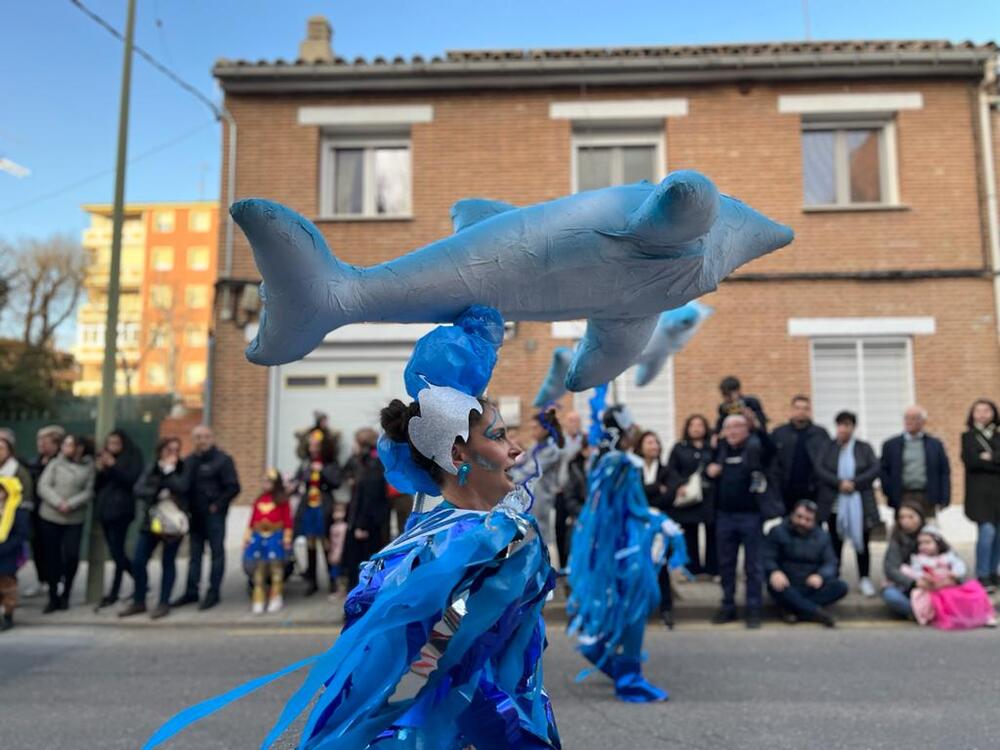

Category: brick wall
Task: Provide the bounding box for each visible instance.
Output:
[210,79,1000,503]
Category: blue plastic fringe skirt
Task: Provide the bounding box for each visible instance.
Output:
[145,499,561,749]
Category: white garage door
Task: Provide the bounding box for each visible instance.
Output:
[267,326,438,474]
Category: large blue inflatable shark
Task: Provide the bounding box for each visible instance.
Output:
[634,301,714,387]
[234,170,792,390]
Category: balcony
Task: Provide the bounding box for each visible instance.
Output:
[82,225,145,248]
[84,268,144,289]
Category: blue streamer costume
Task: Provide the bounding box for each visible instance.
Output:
[566,409,688,703]
[145,307,561,749]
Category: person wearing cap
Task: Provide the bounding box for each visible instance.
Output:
[36,434,95,612]
[763,499,847,627]
[24,425,64,596]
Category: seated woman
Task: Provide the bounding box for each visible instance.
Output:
[145,307,561,750]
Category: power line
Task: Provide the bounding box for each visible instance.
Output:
[68,0,222,119]
[0,119,216,216]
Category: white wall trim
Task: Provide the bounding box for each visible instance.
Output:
[778,92,923,115]
[298,104,434,127]
[788,316,936,337]
[321,322,437,344]
[550,98,688,121]
[551,320,587,338]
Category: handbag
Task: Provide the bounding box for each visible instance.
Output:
[150,493,189,539]
[673,471,703,508]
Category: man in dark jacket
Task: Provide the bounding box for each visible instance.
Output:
[771,395,830,514]
[880,406,950,518]
[763,500,847,627]
[706,413,776,629]
[173,426,240,611]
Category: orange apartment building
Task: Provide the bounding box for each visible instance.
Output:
[207,18,1000,501]
[74,201,218,408]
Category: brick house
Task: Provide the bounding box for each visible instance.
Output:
[209,19,1000,502]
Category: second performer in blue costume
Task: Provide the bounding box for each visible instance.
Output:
[567,404,688,703]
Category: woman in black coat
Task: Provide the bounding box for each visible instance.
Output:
[962,399,1000,589]
[120,437,189,619]
[95,430,144,608]
[813,411,880,595]
[635,430,677,627]
[664,415,717,577]
[342,429,389,590]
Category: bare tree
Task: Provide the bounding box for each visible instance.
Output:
[0,242,14,322]
[5,234,87,348]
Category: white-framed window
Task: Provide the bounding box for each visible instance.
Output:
[801,118,899,208]
[810,337,914,449]
[146,363,167,387]
[184,324,207,347]
[188,210,212,233]
[152,210,175,233]
[184,285,210,309]
[150,284,173,309]
[151,246,174,272]
[572,129,664,193]
[183,361,206,387]
[78,322,138,348]
[186,246,211,271]
[320,134,412,218]
[118,322,139,348]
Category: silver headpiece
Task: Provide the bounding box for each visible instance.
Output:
[408,383,483,476]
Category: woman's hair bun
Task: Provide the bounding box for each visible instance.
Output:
[380,399,417,443]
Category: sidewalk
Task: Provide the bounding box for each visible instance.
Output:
[13,506,994,629]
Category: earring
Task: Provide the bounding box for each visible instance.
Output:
[457,463,472,487]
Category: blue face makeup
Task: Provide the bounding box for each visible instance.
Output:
[482,408,507,442]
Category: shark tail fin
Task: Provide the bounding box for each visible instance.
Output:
[230,199,360,366]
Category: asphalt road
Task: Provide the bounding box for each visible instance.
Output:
[1,621,997,750]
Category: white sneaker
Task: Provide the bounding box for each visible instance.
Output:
[859,577,876,598]
[252,600,265,615]
[266,595,283,614]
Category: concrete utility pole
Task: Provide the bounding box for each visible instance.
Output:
[88,0,136,604]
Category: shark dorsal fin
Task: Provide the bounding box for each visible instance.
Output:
[450,198,517,233]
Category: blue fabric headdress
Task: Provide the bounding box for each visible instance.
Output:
[377,305,505,496]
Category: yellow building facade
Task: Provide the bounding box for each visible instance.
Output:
[73,201,219,407]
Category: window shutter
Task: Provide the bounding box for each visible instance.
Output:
[811,338,912,447]
[812,341,861,434]
[860,340,911,448]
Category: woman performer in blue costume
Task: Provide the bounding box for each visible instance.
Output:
[145,305,560,750]
[567,403,688,703]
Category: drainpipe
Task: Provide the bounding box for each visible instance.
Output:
[204,106,237,426]
[978,58,1000,343]
[219,106,238,319]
